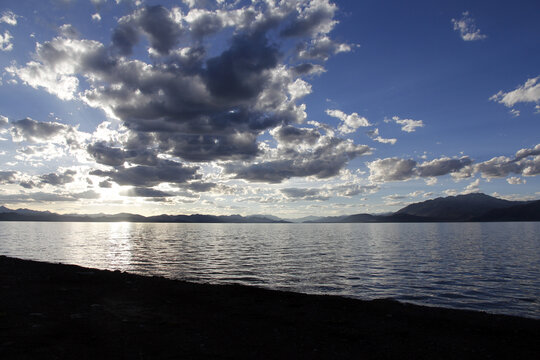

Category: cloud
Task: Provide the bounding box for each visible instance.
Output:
[490,76,540,108]
[416,157,472,177]
[120,187,173,197]
[0,170,18,184]
[0,11,17,26]
[462,178,480,194]
[226,124,370,183]
[7,1,361,187]
[112,5,182,56]
[386,116,424,133]
[368,158,417,182]
[39,170,76,186]
[366,128,396,145]
[280,188,330,201]
[0,115,8,127]
[475,144,540,179]
[9,118,82,146]
[0,31,13,51]
[297,36,353,61]
[90,159,200,187]
[507,177,526,185]
[451,11,487,41]
[91,13,102,22]
[280,0,337,38]
[368,156,472,183]
[326,109,370,134]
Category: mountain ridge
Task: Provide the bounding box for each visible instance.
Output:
[0,193,538,223]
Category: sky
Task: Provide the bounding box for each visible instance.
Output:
[0,0,539,218]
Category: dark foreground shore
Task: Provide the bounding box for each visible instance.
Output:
[1,256,538,359]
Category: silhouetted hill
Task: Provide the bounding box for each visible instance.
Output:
[1,193,538,223]
[0,208,287,223]
[395,193,522,221]
[471,200,540,222]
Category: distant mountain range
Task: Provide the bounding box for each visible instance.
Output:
[1,193,539,223]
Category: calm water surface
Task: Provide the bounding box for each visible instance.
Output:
[0,221,538,318]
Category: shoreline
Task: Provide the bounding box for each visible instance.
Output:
[1,255,539,359]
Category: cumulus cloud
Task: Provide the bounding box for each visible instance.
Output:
[90,159,200,187]
[490,76,540,108]
[91,13,102,22]
[326,109,370,134]
[475,145,540,179]
[507,177,526,185]
[0,170,18,184]
[281,188,330,201]
[386,116,424,133]
[8,1,366,193]
[0,31,13,51]
[451,11,487,41]
[0,11,17,26]
[9,118,84,147]
[368,156,472,183]
[39,170,76,186]
[226,123,370,183]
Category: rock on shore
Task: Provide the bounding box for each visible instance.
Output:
[0,255,538,359]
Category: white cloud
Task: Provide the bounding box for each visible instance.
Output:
[490,76,540,108]
[507,176,526,185]
[451,11,487,41]
[509,108,520,117]
[462,178,480,194]
[91,13,102,22]
[366,128,396,144]
[386,116,424,132]
[0,11,17,26]
[326,109,370,134]
[0,31,13,51]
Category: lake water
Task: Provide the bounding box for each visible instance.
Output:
[0,221,538,318]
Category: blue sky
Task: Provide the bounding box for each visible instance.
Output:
[0,0,539,217]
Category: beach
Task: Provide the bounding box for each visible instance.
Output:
[1,255,538,359]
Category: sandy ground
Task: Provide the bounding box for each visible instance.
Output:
[0,255,538,359]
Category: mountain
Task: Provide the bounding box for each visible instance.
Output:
[394,193,522,221]
[471,200,540,222]
[0,208,287,223]
[0,193,538,223]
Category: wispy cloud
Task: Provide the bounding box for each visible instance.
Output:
[452,11,487,41]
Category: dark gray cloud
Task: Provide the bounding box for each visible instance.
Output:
[10,118,73,143]
[416,157,472,177]
[0,190,99,203]
[90,159,200,187]
[205,34,279,101]
[280,188,330,201]
[227,134,370,183]
[120,187,173,197]
[87,141,158,167]
[272,125,320,146]
[11,1,356,185]
[369,156,472,183]
[98,180,113,188]
[112,6,182,56]
[0,170,17,184]
[39,170,76,186]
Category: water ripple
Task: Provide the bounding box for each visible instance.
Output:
[0,221,539,318]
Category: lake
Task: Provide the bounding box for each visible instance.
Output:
[0,221,538,318]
